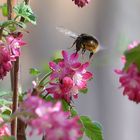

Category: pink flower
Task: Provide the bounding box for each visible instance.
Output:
[46,77,79,102]
[128,41,139,49]
[47,50,93,101]
[115,64,140,103]
[6,33,26,57]
[72,0,90,7]
[0,44,13,80]
[73,62,92,89]
[115,41,140,103]
[21,96,82,139]
[0,117,10,137]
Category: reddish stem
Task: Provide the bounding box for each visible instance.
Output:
[11,58,19,137]
[7,0,18,137]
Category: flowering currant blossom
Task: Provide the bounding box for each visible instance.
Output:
[6,33,26,57]
[46,50,93,102]
[115,41,140,103]
[0,34,25,80]
[21,96,82,140]
[72,0,90,7]
[0,117,10,138]
[0,43,13,80]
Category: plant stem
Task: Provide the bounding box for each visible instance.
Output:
[16,0,29,139]
[11,58,19,137]
[7,0,18,137]
[39,71,52,86]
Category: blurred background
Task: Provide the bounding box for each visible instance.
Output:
[1,0,140,140]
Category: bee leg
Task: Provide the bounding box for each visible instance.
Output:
[68,39,77,49]
[89,52,94,59]
[81,46,86,55]
[74,41,81,56]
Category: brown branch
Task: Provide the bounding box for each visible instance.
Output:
[11,58,19,137]
[7,0,18,138]
[17,0,30,139]
[17,119,27,140]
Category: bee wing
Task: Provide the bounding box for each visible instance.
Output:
[56,26,78,39]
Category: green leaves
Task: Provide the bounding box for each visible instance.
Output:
[79,88,88,94]
[61,99,70,111]
[80,116,104,140]
[1,3,8,17]
[0,99,12,106]
[124,44,140,71]
[1,136,15,140]
[29,68,40,76]
[13,2,36,25]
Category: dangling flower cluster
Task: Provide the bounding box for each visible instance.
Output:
[0,43,13,80]
[72,0,90,7]
[115,41,140,103]
[20,96,82,140]
[0,33,25,80]
[0,117,10,137]
[46,50,93,102]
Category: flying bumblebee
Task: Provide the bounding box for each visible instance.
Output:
[56,27,100,58]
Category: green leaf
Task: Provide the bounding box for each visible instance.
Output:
[61,99,70,111]
[53,58,63,64]
[1,20,16,28]
[70,108,78,117]
[80,116,104,140]
[0,99,12,106]
[0,91,10,97]
[1,136,15,140]
[44,95,54,102]
[29,68,40,76]
[16,21,27,29]
[124,44,140,71]
[2,108,12,116]
[0,106,12,115]
[79,88,88,94]
[0,114,11,122]
[1,4,8,17]
[13,2,36,25]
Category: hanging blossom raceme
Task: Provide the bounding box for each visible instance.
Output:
[20,96,83,140]
[0,117,11,138]
[46,50,93,102]
[115,41,140,103]
[0,42,14,80]
[0,33,26,80]
[72,0,90,7]
[6,33,26,57]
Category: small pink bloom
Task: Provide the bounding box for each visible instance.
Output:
[73,62,93,89]
[128,41,139,49]
[0,45,13,80]
[20,96,82,139]
[47,50,93,101]
[6,33,26,57]
[0,117,10,137]
[46,77,78,102]
[115,41,140,103]
[72,0,90,7]
[115,64,140,103]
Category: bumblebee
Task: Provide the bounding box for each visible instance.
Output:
[56,27,100,58]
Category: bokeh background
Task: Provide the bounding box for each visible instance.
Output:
[1,0,140,140]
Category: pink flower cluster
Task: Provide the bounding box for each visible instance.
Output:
[21,96,82,140]
[72,0,90,7]
[0,117,10,138]
[115,41,140,103]
[0,44,13,80]
[116,64,140,103]
[0,33,25,80]
[46,50,93,102]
